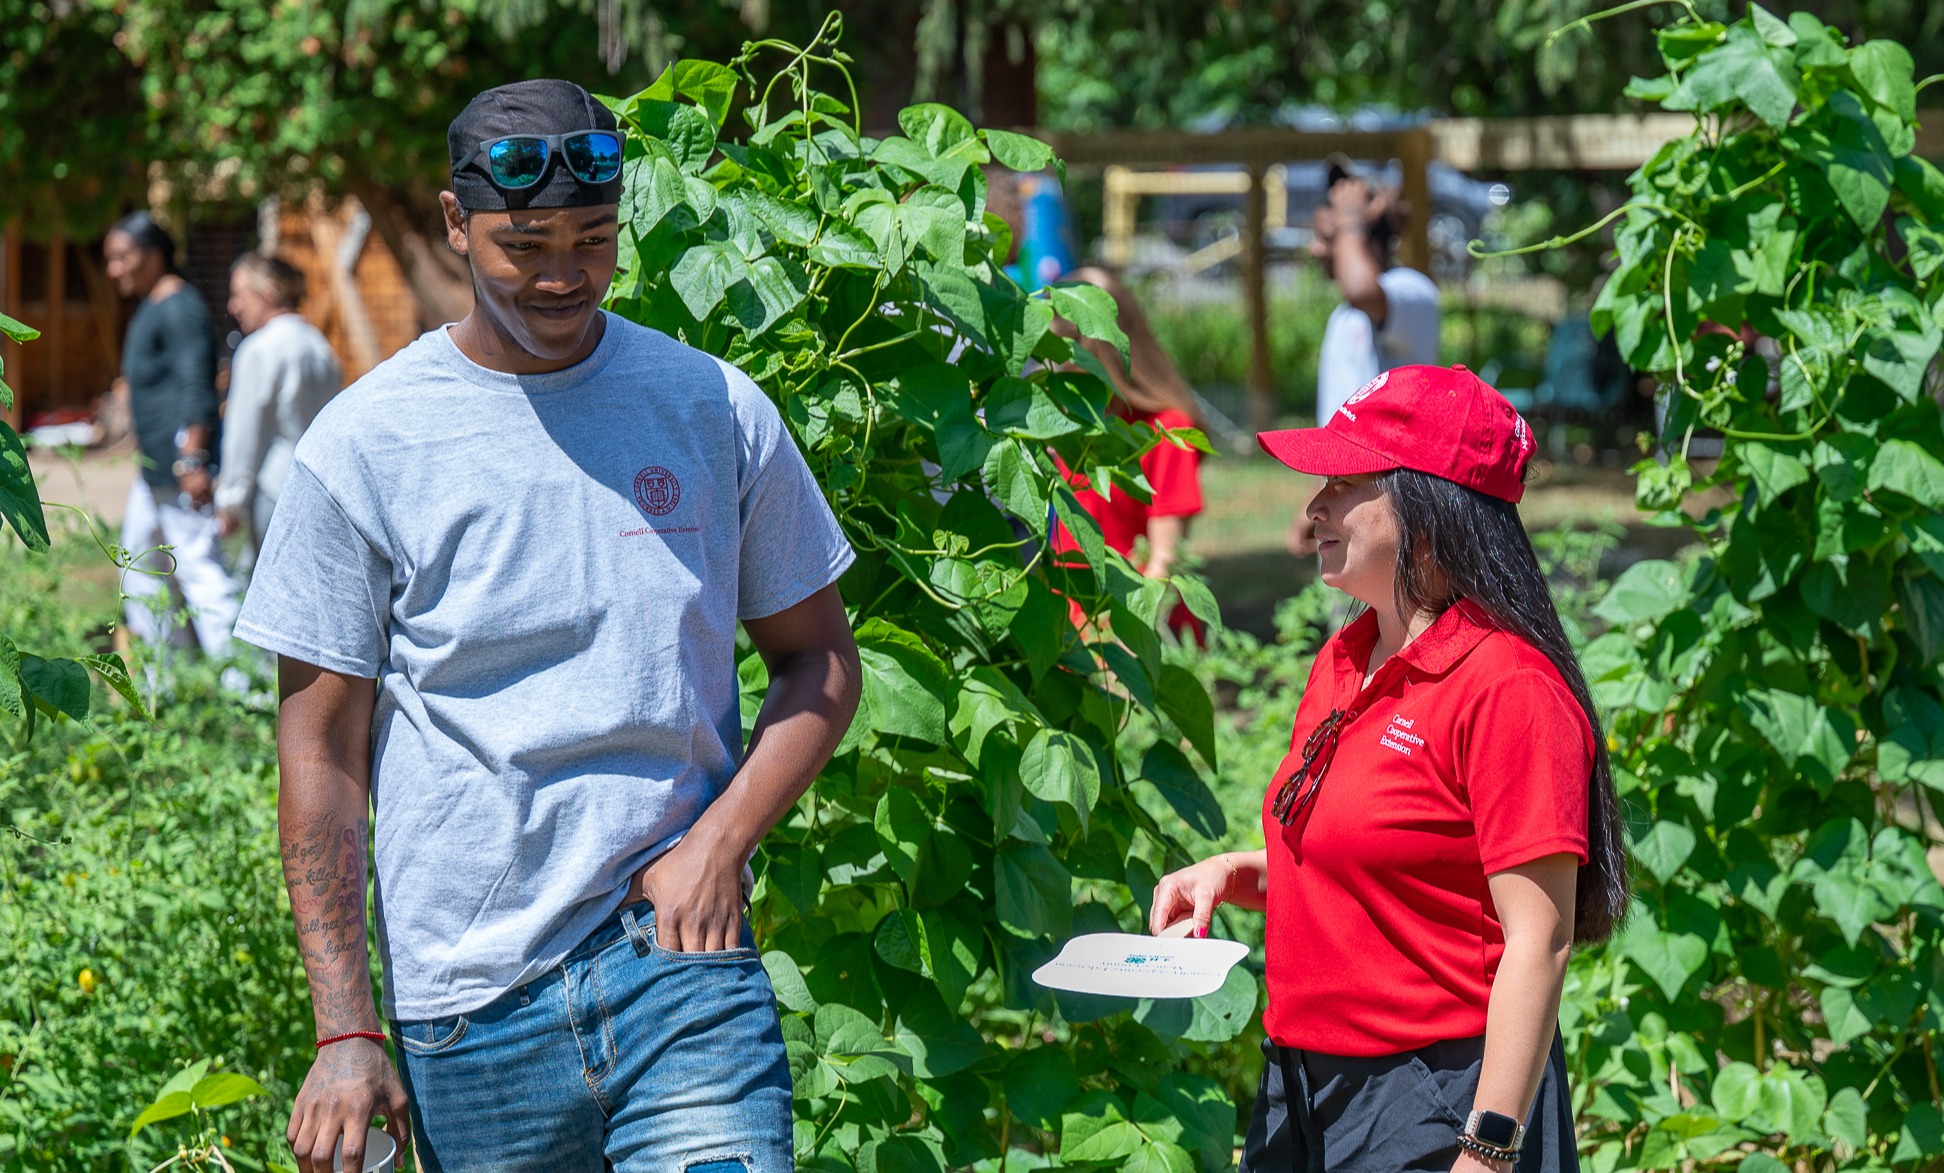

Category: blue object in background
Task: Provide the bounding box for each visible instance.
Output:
[1012,174,1077,292]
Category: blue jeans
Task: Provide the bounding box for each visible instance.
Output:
[393,904,794,1172]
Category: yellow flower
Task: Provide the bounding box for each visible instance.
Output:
[77,969,96,994]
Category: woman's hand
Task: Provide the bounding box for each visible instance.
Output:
[1149,856,1229,936]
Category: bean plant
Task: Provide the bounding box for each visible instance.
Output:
[0,311,147,736]
[605,18,1240,1172]
[1532,5,1944,1169]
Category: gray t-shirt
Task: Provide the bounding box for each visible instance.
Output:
[235,312,853,1020]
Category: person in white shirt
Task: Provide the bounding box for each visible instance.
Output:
[1290,160,1441,556]
[217,253,342,565]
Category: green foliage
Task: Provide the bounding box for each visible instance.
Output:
[1565,7,1944,1168]
[606,25,1239,1169]
[0,316,148,742]
[0,533,309,1171]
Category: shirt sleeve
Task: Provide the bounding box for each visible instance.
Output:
[1376,269,1442,368]
[215,337,276,517]
[1456,668,1594,873]
[233,460,393,677]
[1141,420,1203,519]
[725,363,855,620]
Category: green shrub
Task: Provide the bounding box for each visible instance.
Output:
[605,22,1242,1171]
[1546,7,1944,1168]
[0,525,305,1171]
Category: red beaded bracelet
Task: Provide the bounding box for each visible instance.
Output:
[316,1030,388,1050]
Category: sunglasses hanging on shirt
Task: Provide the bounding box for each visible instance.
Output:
[455,131,623,191]
[1272,707,1347,826]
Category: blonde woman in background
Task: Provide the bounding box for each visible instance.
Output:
[218,253,342,567]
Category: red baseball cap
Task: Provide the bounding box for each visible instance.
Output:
[1256,364,1535,503]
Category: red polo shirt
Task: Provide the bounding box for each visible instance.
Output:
[1050,407,1203,558]
[1262,601,1593,1057]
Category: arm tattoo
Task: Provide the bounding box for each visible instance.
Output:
[281,807,377,1034]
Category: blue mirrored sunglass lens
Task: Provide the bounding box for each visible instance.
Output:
[564,133,622,183]
[487,138,549,188]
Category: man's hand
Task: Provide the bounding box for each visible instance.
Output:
[287,1039,410,1173]
[177,464,214,509]
[632,829,745,953]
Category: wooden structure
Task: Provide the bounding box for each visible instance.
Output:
[1056,109,1944,431]
[0,196,419,431]
[0,223,125,429]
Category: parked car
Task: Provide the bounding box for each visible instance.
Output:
[1152,108,1512,282]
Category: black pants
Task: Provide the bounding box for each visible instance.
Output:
[1240,1034,1579,1172]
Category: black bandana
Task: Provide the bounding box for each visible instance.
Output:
[447,79,623,211]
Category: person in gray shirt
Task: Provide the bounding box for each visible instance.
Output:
[216,253,342,567]
[236,80,861,1173]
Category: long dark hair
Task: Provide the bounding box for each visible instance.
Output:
[1379,468,1629,944]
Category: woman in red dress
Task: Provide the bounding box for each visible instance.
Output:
[1050,267,1207,641]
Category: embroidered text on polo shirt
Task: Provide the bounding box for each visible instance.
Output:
[1380,713,1425,756]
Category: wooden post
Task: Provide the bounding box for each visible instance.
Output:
[1398,127,1433,277]
[1242,163,1274,434]
[46,225,66,417]
[1102,166,1135,270]
[3,219,22,431]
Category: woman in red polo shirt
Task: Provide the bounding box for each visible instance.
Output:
[1049,267,1206,641]
[1149,365,1627,1173]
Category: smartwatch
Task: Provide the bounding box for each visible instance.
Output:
[1465,1109,1525,1151]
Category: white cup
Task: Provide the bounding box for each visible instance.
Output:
[331,1127,397,1172]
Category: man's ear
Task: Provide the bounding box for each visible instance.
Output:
[439,192,470,257]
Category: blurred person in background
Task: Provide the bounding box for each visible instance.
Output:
[1050,266,1207,643]
[218,253,342,569]
[1290,159,1441,556]
[103,211,241,656]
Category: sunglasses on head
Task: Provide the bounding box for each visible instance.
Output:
[455,131,623,191]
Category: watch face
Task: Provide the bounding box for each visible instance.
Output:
[1474,1111,1519,1147]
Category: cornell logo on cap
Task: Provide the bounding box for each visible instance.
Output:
[1340,370,1388,421]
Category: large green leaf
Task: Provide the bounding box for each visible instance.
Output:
[1666,21,1797,129]
[1592,559,1687,625]
[1156,664,1218,769]
[0,635,21,719]
[855,620,952,745]
[1139,742,1225,841]
[1868,439,1944,507]
[1739,687,1855,790]
[668,240,750,320]
[0,420,49,552]
[893,985,986,1078]
[1632,820,1698,884]
[1619,921,1708,998]
[1019,727,1102,827]
[995,841,1072,939]
[1048,283,1130,364]
[21,655,90,723]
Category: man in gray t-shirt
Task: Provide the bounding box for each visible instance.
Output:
[239,80,860,1173]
